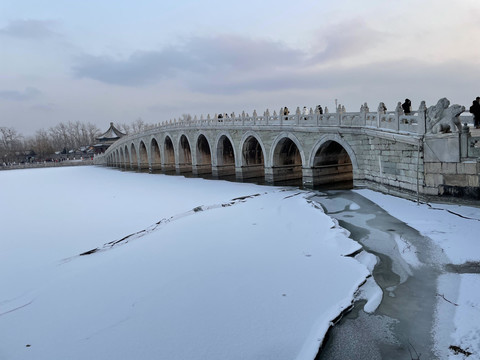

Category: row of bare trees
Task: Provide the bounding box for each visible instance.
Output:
[1,118,158,163]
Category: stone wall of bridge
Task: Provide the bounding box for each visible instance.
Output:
[94,101,480,200]
[95,125,430,198]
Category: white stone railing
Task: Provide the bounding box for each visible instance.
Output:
[145,106,426,135]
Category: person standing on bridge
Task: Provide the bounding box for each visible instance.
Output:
[284,106,290,120]
[302,106,308,120]
[402,99,412,115]
[469,97,480,129]
[316,105,323,115]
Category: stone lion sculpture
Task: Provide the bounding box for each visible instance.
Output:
[426,98,465,134]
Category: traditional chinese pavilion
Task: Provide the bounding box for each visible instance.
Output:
[94,122,126,154]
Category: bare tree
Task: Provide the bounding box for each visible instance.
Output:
[180,114,192,122]
[131,117,146,134]
[30,128,55,158]
[0,127,23,163]
[118,123,131,135]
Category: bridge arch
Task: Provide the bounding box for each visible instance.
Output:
[308,134,357,187]
[214,132,236,178]
[138,140,149,172]
[270,132,305,184]
[118,148,123,169]
[150,137,161,172]
[194,133,212,175]
[178,133,193,173]
[124,145,130,170]
[163,134,175,172]
[130,143,138,170]
[117,150,122,168]
[239,131,266,181]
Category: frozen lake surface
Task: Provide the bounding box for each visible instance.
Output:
[1,166,478,359]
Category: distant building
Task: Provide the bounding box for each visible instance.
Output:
[94,122,126,153]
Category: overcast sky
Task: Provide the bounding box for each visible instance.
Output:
[1,0,480,135]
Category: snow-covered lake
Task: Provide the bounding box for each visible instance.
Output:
[1,166,478,359]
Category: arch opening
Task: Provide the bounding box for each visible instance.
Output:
[138,142,149,172]
[163,136,175,173]
[196,134,212,175]
[272,137,303,185]
[241,136,265,181]
[311,141,353,188]
[216,135,235,178]
[124,145,130,170]
[118,149,125,170]
[149,139,161,173]
[178,135,192,173]
[130,144,138,170]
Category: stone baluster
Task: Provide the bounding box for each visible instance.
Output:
[395,102,403,131]
[417,101,427,135]
[360,103,367,125]
[377,102,387,128]
[264,109,270,125]
[295,106,301,125]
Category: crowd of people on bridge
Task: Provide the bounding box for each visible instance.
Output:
[214,97,480,128]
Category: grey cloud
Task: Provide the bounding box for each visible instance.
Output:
[71,31,478,104]
[0,19,57,39]
[0,87,42,101]
[72,35,305,86]
[187,59,480,101]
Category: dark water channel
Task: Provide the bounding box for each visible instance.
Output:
[310,190,451,360]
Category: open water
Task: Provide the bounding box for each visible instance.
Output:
[311,190,450,360]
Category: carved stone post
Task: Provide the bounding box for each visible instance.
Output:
[395,102,403,131]
[460,122,470,158]
[417,101,427,135]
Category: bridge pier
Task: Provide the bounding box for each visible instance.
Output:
[212,165,236,179]
[236,165,266,182]
[139,162,149,173]
[149,162,162,173]
[192,164,212,176]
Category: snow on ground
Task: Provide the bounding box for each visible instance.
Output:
[355,189,480,359]
[0,167,370,360]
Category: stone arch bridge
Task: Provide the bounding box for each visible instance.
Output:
[95,101,480,199]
